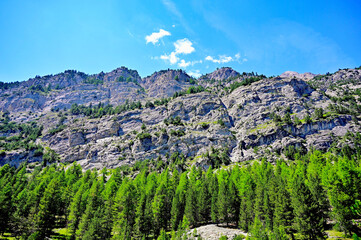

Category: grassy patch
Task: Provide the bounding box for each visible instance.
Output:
[249,121,274,133]
[1,232,15,240]
[325,230,353,240]
[51,228,71,240]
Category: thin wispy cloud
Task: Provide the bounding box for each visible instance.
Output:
[205,53,242,64]
[188,70,202,78]
[162,0,194,35]
[161,52,178,64]
[145,29,171,45]
[178,59,191,67]
[177,59,203,68]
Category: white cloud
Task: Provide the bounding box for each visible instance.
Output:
[191,60,202,65]
[205,55,233,63]
[160,52,179,64]
[145,29,171,45]
[178,59,191,68]
[188,70,202,78]
[160,38,195,65]
[177,59,202,68]
[205,53,242,64]
[174,38,195,54]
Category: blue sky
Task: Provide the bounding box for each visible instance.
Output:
[0,0,360,82]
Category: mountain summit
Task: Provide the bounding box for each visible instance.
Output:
[0,67,360,170]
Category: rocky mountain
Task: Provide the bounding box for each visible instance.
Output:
[199,67,240,81]
[0,66,360,170]
[279,71,316,80]
[141,69,194,98]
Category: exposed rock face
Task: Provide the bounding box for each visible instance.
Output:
[280,71,316,80]
[189,224,247,240]
[308,68,361,91]
[0,67,145,113]
[0,150,43,168]
[1,66,361,169]
[199,67,240,81]
[37,92,237,170]
[141,69,194,98]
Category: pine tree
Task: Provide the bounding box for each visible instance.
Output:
[217,170,230,225]
[322,156,361,235]
[152,182,169,237]
[228,173,240,226]
[239,168,255,231]
[171,172,188,230]
[112,179,137,239]
[272,175,294,238]
[67,184,87,239]
[197,177,211,224]
[291,164,326,239]
[209,173,219,223]
[76,180,103,239]
[34,178,61,238]
[184,183,198,227]
[0,182,12,235]
[157,229,169,240]
[135,191,152,238]
[248,215,269,240]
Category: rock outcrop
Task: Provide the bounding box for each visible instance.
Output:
[0,67,360,169]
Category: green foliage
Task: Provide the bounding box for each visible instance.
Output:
[170,129,185,137]
[282,145,306,160]
[1,148,361,239]
[283,113,292,125]
[202,147,230,168]
[137,132,151,140]
[164,116,183,126]
[225,75,266,93]
[116,76,139,85]
[304,114,312,124]
[70,100,142,118]
[270,112,282,125]
[189,78,196,84]
[313,108,324,120]
[145,101,155,108]
[201,122,209,129]
[29,84,49,93]
[173,86,205,98]
[48,124,66,135]
[293,116,301,125]
[0,120,43,151]
[0,81,20,90]
[84,77,103,85]
[217,119,226,127]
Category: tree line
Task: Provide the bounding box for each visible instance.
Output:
[0,149,361,239]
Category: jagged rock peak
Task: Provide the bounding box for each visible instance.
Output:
[141,69,193,98]
[200,67,240,81]
[95,66,141,83]
[142,69,191,83]
[280,71,316,80]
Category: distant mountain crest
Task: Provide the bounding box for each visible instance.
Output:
[199,67,240,81]
[280,71,316,80]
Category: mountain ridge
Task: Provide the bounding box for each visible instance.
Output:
[0,66,360,170]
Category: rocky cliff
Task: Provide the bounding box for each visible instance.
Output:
[0,66,360,169]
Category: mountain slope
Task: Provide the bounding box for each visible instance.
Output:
[0,67,360,169]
